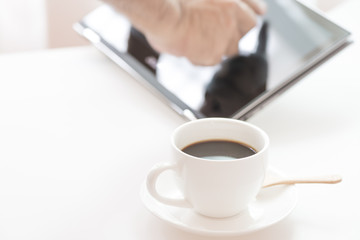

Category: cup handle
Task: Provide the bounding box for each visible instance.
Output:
[146,162,192,208]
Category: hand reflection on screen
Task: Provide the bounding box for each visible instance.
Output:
[200,22,269,118]
[127,23,269,119]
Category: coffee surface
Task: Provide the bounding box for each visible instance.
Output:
[182,140,256,160]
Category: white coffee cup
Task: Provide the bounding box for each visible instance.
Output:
[146,118,269,218]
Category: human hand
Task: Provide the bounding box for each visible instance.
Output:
[145,0,266,65]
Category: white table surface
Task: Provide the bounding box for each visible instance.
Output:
[0,1,359,239]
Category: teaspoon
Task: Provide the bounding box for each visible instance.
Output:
[262,174,342,188]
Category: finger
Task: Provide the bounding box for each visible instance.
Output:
[235,2,257,35]
[189,55,223,66]
[242,0,267,15]
[225,32,241,57]
[225,43,240,57]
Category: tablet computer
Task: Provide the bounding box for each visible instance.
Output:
[74,0,351,120]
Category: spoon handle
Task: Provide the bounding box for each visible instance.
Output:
[262,175,342,188]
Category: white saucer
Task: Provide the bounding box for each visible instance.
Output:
[140,167,298,236]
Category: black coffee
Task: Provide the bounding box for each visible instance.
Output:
[182,140,256,160]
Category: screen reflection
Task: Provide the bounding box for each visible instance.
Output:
[200,22,268,117]
[127,22,269,117]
